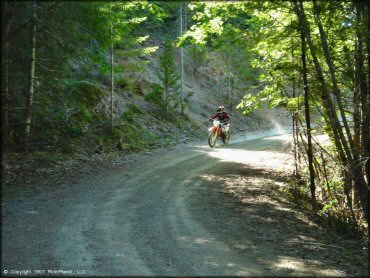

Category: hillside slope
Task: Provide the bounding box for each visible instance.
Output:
[100,32,291,143]
[2,13,291,187]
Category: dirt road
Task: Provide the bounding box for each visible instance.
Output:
[2,131,368,276]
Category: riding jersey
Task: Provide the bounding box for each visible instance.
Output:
[211,112,230,123]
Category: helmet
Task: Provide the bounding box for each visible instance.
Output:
[218,105,225,112]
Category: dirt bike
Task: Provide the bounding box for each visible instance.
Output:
[208,119,231,148]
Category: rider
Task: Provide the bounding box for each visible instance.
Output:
[210,105,230,124]
[209,105,230,134]
[210,105,230,140]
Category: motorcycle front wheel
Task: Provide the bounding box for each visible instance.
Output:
[222,131,230,144]
[208,131,217,147]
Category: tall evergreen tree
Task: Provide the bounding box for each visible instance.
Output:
[158,40,180,114]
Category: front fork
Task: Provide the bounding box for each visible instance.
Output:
[212,126,223,137]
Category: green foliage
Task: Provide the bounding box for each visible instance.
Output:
[130,104,143,114]
[159,40,180,86]
[60,81,107,130]
[65,81,106,106]
[66,126,84,138]
[145,84,165,106]
[237,93,262,115]
[131,83,143,96]
[175,117,185,129]
[287,96,304,112]
[158,40,181,110]
[115,77,130,90]
[186,44,209,74]
[26,80,106,142]
[319,199,339,216]
[281,178,314,211]
[33,151,60,167]
[121,104,143,124]
[96,1,158,81]
[237,82,290,115]
[111,120,159,151]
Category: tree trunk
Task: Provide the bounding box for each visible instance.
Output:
[292,112,299,176]
[301,29,316,210]
[291,42,299,177]
[312,3,369,217]
[312,0,356,158]
[294,1,348,164]
[353,39,362,210]
[110,38,114,132]
[165,83,169,114]
[24,1,37,153]
[296,72,302,166]
[354,0,370,218]
[294,0,369,223]
[354,1,370,186]
[228,54,232,112]
[110,0,114,133]
[179,3,184,114]
[320,151,334,201]
[354,36,361,154]
[343,169,357,222]
[1,1,13,151]
[366,0,370,186]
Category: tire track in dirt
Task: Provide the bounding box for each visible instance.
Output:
[2,132,366,276]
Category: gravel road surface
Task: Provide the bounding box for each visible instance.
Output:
[2,131,368,276]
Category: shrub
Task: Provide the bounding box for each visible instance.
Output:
[66,126,84,137]
[65,80,106,106]
[33,151,60,166]
[145,84,165,106]
[115,77,129,90]
[122,110,134,123]
[120,104,143,124]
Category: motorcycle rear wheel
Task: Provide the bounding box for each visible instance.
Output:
[222,131,230,144]
[208,131,217,147]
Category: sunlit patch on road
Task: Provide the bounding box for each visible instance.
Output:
[274,257,346,277]
[194,238,213,245]
[198,147,292,171]
[199,174,218,181]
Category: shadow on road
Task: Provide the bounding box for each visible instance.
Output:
[187,136,367,276]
